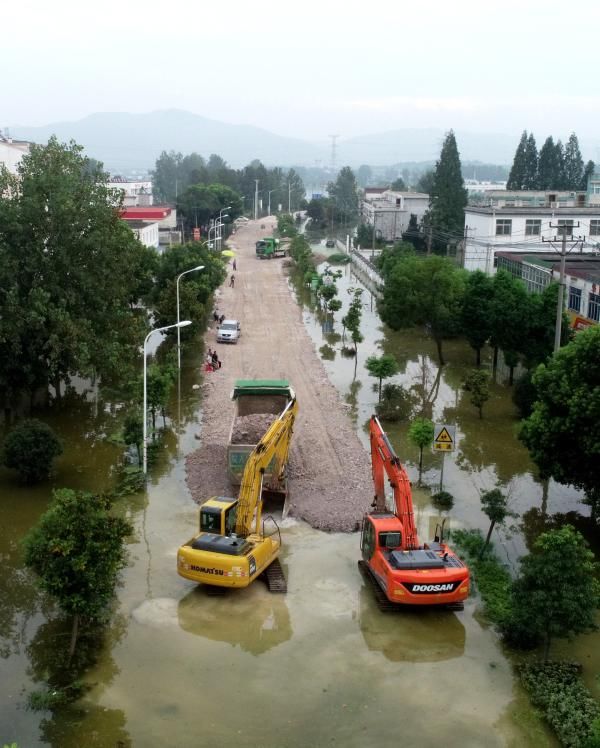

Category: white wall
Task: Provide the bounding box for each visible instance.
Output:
[0,141,30,174]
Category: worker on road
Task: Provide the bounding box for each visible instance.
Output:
[229,274,235,288]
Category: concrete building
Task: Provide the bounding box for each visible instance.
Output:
[495,251,600,327]
[109,176,153,206]
[463,205,600,273]
[121,206,177,249]
[125,220,159,248]
[360,190,429,242]
[0,134,31,175]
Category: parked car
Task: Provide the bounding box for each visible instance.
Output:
[217,319,241,344]
[325,239,335,248]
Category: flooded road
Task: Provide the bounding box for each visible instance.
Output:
[0,247,584,746]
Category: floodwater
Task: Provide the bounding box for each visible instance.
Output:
[4,244,596,745]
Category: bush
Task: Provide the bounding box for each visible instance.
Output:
[432,490,454,510]
[375,384,414,422]
[513,369,537,418]
[520,661,600,748]
[328,253,351,264]
[2,419,63,483]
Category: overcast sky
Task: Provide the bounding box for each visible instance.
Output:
[4,0,600,143]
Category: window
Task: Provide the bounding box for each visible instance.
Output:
[525,219,542,236]
[361,520,375,559]
[379,532,402,549]
[200,508,221,533]
[496,219,512,236]
[568,286,582,313]
[590,220,600,236]
[557,219,574,237]
[589,292,600,323]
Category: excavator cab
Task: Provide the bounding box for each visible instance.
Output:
[199,498,238,536]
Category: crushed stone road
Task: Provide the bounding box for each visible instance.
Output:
[185,218,373,532]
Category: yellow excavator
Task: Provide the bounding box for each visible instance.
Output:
[177,397,298,592]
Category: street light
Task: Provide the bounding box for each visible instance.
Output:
[143,320,192,474]
[218,206,231,252]
[176,265,204,369]
[207,221,224,249]
[267,189,276,217]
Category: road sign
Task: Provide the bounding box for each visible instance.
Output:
[434,423,455,452]
[193,228,201,241]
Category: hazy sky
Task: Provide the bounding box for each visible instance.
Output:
[4,0,600,142]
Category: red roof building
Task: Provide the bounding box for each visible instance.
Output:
[120,206,172,221]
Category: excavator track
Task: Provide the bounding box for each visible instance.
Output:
[358,560,464,612]
[260,558,287,593]
[358,560,402,612]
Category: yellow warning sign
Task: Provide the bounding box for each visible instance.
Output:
[433,423,456,452]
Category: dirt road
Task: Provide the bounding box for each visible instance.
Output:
[185,218,373,531]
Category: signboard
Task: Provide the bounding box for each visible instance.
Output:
[433,423,455,452]
[193,228,201,241]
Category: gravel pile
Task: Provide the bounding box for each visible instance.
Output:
[231,414,276,444]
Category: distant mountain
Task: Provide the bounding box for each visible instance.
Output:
[12,109,327,173]
[11,110,600,173]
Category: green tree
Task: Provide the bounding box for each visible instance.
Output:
[306,198,325,222]
[328,167,359,223]
[427,130,468,244]
[0,138,151,412]
[564,132,584,191]
[123,413,143,464]
[581,160,596,191]
[341,288,364,357]
[23,489,132,658]
[286,168,305,212]
[508,525,600,661]
[507,131,528,190]
[3,419,63,483]
[152,150,183,202]
[365,354,399,401]
[488,271,530,383]
[554,139,566,189]
[356,164,372,188]
[415,170,435,195]
[523,133,539,189]
[461,270,493,366]
[522,283,570,369]
[537,136,561,190]
[407,417,434,484]
[464,369,490,418]
[479,488,512,556]
[146,362,176,432]
[379,255,465,365]
[519,326,600,516]
[391,176,406,191]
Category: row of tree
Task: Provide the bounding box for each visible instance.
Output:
[507,131,594,192]
[152,150,305,218]
[377,246,567,377]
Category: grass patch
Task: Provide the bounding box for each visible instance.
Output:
[451,528,512,627]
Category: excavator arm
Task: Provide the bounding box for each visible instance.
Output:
[369,416,418,550]
[235,398,298,536]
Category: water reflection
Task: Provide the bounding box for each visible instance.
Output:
[358,586,466,662]
[177,583,292,655]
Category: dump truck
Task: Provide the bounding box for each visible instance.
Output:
[255,237,287,259]
[227,379,295,487]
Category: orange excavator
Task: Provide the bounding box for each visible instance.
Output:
[359,416,469,610]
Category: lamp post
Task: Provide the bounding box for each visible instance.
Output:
[218,206,231,252]
[288,182,291,214]
[207,221,224,250]
[176,265,204,369]
[267,189,276,217]
[143,320,192,474]
[254,180,259,220]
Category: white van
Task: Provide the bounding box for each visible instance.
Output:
[216,319,241,344]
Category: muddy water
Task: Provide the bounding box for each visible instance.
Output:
[0,288,567,746]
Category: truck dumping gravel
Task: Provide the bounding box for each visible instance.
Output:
[231,414,276,444]
[185,217,373,532]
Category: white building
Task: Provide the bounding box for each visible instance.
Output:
[0,134,31,175]
[109,176,153,206]
[126,220,159,248]
[361,190,429,242]
[463,206,600,273]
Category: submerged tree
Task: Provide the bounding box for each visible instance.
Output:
[23,489,132,659]
[408,417,434,485]
[365,354,399,402]
[464,369,490,419]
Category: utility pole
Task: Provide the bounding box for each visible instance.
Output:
[543,222,583,353]
[288,181,291,214]
[254,180,259,221]
[426,226,432,255]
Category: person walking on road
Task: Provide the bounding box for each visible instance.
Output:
[232,259,237,271]
[229,274,235,288]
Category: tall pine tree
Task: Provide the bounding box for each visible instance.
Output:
[554,140,566,190]
[538,136,560,190]
[428,130,467,245]
[523,133,539,189]
[564,133,584,190]
[581,160,595,191]
[507,131,528,189]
